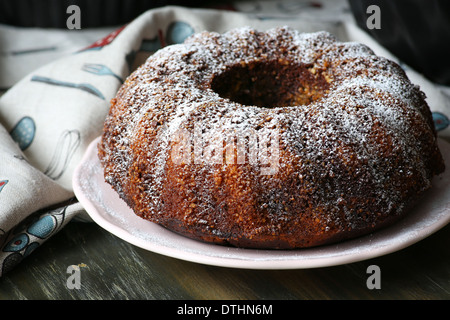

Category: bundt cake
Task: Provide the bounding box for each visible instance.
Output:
[98,27,445,249]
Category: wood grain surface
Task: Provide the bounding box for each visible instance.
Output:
[0,220,449,300]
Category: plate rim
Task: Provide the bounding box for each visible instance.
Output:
[72,136,450,269]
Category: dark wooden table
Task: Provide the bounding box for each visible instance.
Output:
[0,215,449,300]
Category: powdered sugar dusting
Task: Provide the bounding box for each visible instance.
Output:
[97,27,444,248]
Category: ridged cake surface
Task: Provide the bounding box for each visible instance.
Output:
[98,27,445,249]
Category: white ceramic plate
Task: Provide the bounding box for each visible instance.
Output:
[73,137,450,269]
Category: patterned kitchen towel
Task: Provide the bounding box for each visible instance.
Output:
[0,3,448,276]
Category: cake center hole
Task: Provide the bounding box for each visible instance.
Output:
[210,59,331,108]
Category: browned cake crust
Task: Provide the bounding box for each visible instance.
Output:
[98,27,445,249]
